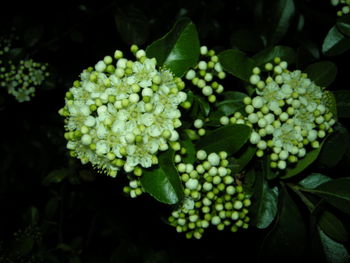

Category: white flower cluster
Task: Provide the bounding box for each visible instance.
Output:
[331,0,350,16]
[169,150,251,239]
[185,46,226,103]
[59,45,187,177]
[235,57,335,170]
[0,38,48,102]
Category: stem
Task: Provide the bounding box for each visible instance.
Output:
[287,183,315,212]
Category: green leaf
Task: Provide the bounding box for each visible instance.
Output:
[304,61,337,87]
[253,45,296,66]
[260,187,307,261]
[115,7,149,45]
[319,229,350,263]
[337,15,350,37]
[140,150,183,204]
[263,156,278,180]
[146,18,200,77]
[230,28,264,52]
[218,49,256,81]
[317,124,350,168]
[333,90,350,118]
[281,141,324,179]
[322,26,350,56]
[262,0,296,45]
[250,171,278,229]
[313,178,350,215]
[215,91,247,116]
[299,173,332,189]
[43,169,70,185]
[180,134,196,164]
[24,24,44,48]
[196,124,251,155]
[318,211,348,242]
[15,237,34,256]
[193,95,210,117]
[229,145,257,174]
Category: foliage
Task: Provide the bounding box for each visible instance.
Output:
[0,0,350,262]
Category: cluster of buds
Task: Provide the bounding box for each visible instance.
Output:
[331,0,350,16]
[169,150,251,239]
[229,57,335,171]
[0,37,49,102]
[185,46,226,103]
[59,45,187,177]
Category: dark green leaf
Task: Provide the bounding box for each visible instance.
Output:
[253,45,296,66]
[281,141,324,179]
[180,134,196,164]
[319,229,350,263]
[140,150,183,204]
[218,49,256,81]
[322,26,350,56]
[263,156,278,180]
[193,95,210,117]
[262,0,296,45]
[299,173,332,189]
[146,18,200,77]
[215,91,247,116]
[260,187,307,261]
[229,145,257,174]
[304,61,337,87]
[196,124,251,155]
[334,90,350,118]
[115,7,149,45]
[15,237,34,256]
[230,28,264,52]
[43,169,70,185]
[318,211,348,242]
[337,15,350,37]
[318,124,350,168]
[250,172,278,229]
[313,178,350,215]
[24,24,44,48]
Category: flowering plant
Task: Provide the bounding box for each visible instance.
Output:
[1,1,350,262]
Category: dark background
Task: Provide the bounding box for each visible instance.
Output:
[0,0,348,262]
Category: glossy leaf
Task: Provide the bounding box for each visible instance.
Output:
[250,172,278,229]
[304,61,337,87]
[262,0,296,45]
[299,173,332,189]
[140,150,183,204]
[196,124,251,155]
[319,229,350,263]
[334,90,350,118]
[115,7,150,45]
[317,124,349,168]
[180,133,196,164]
[318,211,348,242]
[215,91,247,116]
[337,15,350,37]
[322,26,350,56]
[253,45,296,66]
[218,49,256,81]
[313,178,350,215]
[282,141,324,179]
[260,187,307,261]
[146,18,200,77]
[230,28,264,52]
[229,145,257,174]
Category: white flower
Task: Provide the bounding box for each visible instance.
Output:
[60,49,186,176]
[257,82,283,111]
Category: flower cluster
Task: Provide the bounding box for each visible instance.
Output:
[169,150,251,239]
[59,45,187,177]
[233,57,335,170]
[185,46,226,103]
[331,0,350,16]
[0,37,49,102]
